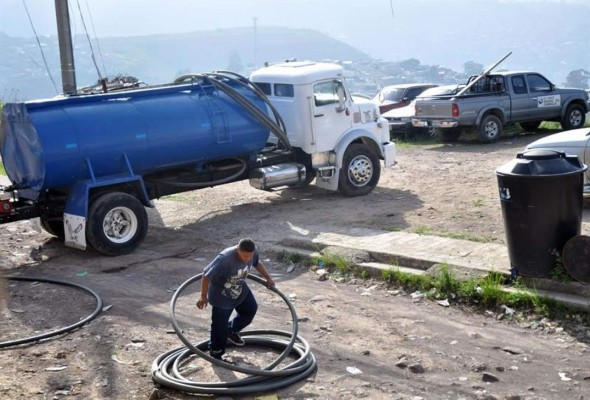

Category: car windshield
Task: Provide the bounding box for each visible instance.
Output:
[376,88,404,103]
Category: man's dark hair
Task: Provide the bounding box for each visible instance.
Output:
[238,238,256,252]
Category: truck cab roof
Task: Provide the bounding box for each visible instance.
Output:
[250,62,344,85]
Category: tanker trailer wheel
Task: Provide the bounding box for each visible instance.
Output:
[87,192,148,256]
[478,114,502,143]
[40,215,65,239]
[561,104,585,130]
[338,143,380,197]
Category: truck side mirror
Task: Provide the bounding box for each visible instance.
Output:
[336,84,346,113]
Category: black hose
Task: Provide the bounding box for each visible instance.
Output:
[149,158,247,189]
[0,275,103,348]
[174,73,292,151]
[151,273,317,395]
[208,71,290,142]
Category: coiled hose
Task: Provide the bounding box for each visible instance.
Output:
[0,275,103,348]
[151,274,317,395]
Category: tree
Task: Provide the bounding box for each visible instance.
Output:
[227,50,244,73]
[398,58,421,70]
[463,61,484,76]
[564,69,590,89]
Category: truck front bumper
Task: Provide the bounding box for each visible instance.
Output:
[412,118,458,128]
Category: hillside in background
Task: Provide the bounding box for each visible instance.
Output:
[1,0,589,102]
[0,27,371,101]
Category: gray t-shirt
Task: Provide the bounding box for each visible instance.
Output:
[204,245,259,309]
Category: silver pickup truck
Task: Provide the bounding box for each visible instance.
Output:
[412,71,590,143]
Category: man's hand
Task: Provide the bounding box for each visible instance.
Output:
[265,277,276,289]
[196,297,208,309]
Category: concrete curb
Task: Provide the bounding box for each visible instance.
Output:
[269,230,590,311]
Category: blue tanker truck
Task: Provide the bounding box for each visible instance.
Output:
[0,62,396,255]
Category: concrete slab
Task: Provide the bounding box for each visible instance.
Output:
[286,226,511,274]
[275,225,590,306]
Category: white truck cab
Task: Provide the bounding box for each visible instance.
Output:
[250,62,395,195]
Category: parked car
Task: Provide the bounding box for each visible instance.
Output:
[525,127,590,194]
[373,83,438,114]
[382,85,463,137]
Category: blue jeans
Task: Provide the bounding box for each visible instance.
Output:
[210,289,258,353]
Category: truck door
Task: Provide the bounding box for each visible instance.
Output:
[311,80,352,152]
[509,75,530,122]
[526,73,561,120]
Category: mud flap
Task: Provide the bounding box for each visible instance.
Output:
[64,183,89,250]
[64,213,87,250]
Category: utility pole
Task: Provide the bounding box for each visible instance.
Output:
[253,17,258,69]
[55,0,77,95]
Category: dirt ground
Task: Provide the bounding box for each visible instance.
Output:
[1,132,589,400]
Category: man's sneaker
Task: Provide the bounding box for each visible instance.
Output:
[227,331,245,346]
[209,349,224,361]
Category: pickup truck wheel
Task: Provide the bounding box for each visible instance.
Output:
[479,115,502,143]
[520,121,542,132]
[434,128,461,143]
[339,144,380,197]
[561,104,586,130]
[87,192,148,256]
[40,216,65,239]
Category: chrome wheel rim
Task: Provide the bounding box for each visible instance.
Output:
[484,120,499,139]
[103,207,137,244]
[570,110,582,127]
[348,155,373,187]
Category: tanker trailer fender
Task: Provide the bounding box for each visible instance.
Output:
[63,175,151,255]
[315,129,395,196]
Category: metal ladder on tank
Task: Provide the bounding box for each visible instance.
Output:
[203,85,231,144]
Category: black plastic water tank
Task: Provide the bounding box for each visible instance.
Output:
[496,149,587,278]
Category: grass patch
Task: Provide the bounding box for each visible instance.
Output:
[549,249,572,282]
[381,265,566,315]
[276,250,307,265]
[0,162,5,176]
[410,226,493,243]
[393,134,439,148]
[311,253,351,273]
[274,250,585,318]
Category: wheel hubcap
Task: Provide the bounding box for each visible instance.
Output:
[485,121,498,138]
[348,155,373,187]
[570,110,582,127]
[103,207,138,244]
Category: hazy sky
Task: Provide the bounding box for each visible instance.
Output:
[1,0,589,70]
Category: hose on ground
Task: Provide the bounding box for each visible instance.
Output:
[151,273,317,395]
[0,275,103,348]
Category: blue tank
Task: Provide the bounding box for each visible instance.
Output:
[0,82,270,200]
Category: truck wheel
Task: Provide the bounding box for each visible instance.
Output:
[478,114,502,143]
[434,128,461,143]
[561,104,586,130]
[40,216,65,239]
[520,121,542,132]
[338,143,380,197]
[86,192,148,256]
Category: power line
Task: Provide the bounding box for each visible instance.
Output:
[85,0,108,77]
[75,0,103,82]
[21,0,59,94]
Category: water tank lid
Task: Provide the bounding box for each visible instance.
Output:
[517,149,563,161]
[496,149,587,177]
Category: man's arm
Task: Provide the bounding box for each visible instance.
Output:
[196,275,210,309]
[255,262,275,288]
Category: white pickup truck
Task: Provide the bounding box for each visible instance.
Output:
[412,71,589,143]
